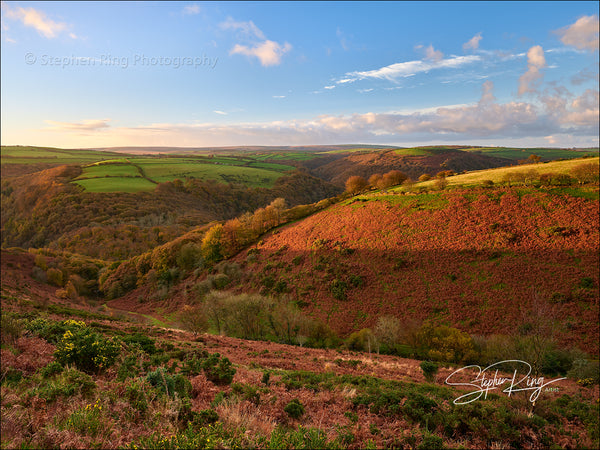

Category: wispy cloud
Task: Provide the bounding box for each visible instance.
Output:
[221,16,291,67]
[554,15,599,52]
[272,95,286,99]
[2,3,73,39]
[230,40,292,67]
[213,110,227,115]
[337,54,481,84]
[45,78,597,147]
[182,4,200,16]
[45,119,110,132]
[463,33,482,51]
[220,17,265,40]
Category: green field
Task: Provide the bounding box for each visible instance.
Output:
[0,146,123,164]
[393,148,432,156]
[74,176,157,193]
[462,147,599,160]
[392,157,599,191]
[77,163,141,179]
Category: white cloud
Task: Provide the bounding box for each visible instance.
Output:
[324,85,336,90]
[2,4,73,39]
[463,33,482,51]
[213,110,227,115]
[182,4,200,15]
[220,17,265,40]
[45,119,110,132]
[230,40,292,67]
[272,95,286,99]
[555,15,599,51]
[338,55,481,84]
[518,45,546,95]
[424,44,444,62]
[221,17,291,66]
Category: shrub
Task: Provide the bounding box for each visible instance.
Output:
[146,367,192,398]
[1,313,22,346]
[284,398,305,419]
[330,279,348,301]
[349,274,364,288]
[125,379,149,415]
[46,267,64,287]
[191,409,219,428]
[54,325,120,373]
[417,434,445,450]
[122,333,157,354]
[202,353,236,385]
[35,368,96,401]
[420,361,439,382]
[41,361,63,378]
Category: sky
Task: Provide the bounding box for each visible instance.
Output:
[1,1,598,149]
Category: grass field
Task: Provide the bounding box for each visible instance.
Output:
[393,156,599,191]
[462,147,599,160]
[0,146,123,164]
[74,177,157,193]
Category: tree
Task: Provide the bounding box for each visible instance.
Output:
[571,162,599,184]
[345,175,369,195]
[178,305,209,336]
[374,315,401,350]
[368,173,383,189]
[382,170,408,188]
[418,174,431,182]
[528,154,541,164]
[201,224,224,264]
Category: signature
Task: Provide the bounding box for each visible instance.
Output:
[445,360,566,405]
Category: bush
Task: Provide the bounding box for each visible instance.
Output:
[330,279,348,301]
[146,367,192,398]
[417,434,445,450]
[54,324,120,373]
[420,361,439,382]
[284,398,305,419]
[122,333,157,354]
[41,361,63,378]
[35,368,96,401]
[202,353,236,385]
[46,267,64,287]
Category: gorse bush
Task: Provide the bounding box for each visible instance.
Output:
[284,398,305,419]
[54,321,120,373]
[420,361,439,382]
[202,353,236,385]
[146,367,192,398]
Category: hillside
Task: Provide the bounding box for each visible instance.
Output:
[308,148,515,185]
[2,153,599,449]
[1,259,599,449]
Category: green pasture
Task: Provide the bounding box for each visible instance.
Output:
[139,159,285,187]
[74,176,157,193]
[462,147,599,160]
[393,148,432,156]
[1,146,122,164]
[392,156,599,191]
[77,163,141,179]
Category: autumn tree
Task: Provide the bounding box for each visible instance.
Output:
[418,174,431,182]
[381,170,408,188]
[571,162,599,184]
[178,305,209,336]
[201,224,224,264]
[345,175,369,195]
[368,173,383,189]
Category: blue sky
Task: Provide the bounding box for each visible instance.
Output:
[1,1,598,148]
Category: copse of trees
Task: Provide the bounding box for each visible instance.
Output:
[347,170,409,194]
[345,175,369,195]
